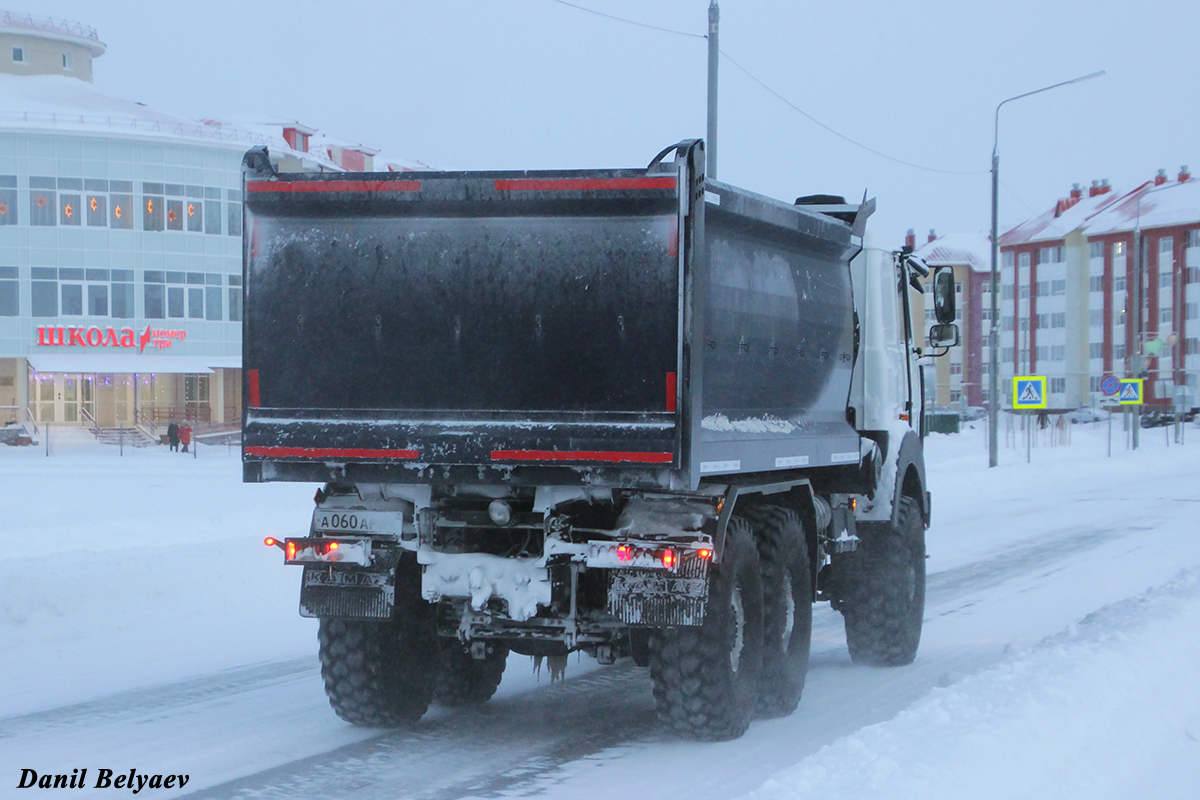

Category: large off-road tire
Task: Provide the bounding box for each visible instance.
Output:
[317,555,438,726]
[742,505,812,718]
[649,516,764,741]
[434,641,509,707]
[837,495,925,666]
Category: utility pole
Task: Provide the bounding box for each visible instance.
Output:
[707,1,719,180]
[1131,227,1142,448]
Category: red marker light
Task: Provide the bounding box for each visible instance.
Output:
[660,549,677,570]
[697,548,712,560]
[326,542,339,553]
[286,541,297,561]
[617,543,634,562]
[264,537,275,547]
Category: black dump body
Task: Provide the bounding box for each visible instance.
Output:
[242,143,861,489]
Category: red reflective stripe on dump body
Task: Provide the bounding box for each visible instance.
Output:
[666,372,677,413]
[493,177,677,192]
[248,369,260,407]
[246,180,421,193]
[245,446,420,459]
[491,449,673,464]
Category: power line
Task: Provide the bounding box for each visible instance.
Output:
[542,0,985,176]
[544,0,703,39]
[718,49,986,176]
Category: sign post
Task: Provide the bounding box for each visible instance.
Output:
[1013,376,1047,464]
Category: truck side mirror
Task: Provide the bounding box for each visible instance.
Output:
[933,267,956,324]
[928,322,960,349]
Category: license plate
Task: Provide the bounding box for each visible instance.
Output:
[311,510,403,536]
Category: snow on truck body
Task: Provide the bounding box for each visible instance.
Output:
[242,141,947,740]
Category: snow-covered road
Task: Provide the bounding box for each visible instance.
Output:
[2,423,1198,799]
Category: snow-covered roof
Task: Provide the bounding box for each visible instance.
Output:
[999,187,1122,247]
[0,74,430,174]
[913,231,991,272]
[0,74,277,154]
[1084,177,1200,236]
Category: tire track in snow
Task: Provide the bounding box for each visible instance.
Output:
[176,520,1157,800]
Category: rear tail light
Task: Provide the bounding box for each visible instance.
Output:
[286,540,297,561]
[697,548,712,560]
[660,548,677,570]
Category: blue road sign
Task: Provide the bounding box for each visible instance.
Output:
[1013,375,1047,409]
[1100,375,1120,396]
[1118,379,1143,405]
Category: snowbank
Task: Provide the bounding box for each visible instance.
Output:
[742,571,1200,800]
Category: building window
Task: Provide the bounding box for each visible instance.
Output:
[227,190,242,236]
[1050,377,1066,393]
[1002,284,1014,300]
[87,284,108,316]
[1090,275,1104,292]
[1115,344,1126,359]
[0,266,17,316]
[1089,309,1103,326]
[30,177,57,226]
[1052,312,1066,328]
[1090,376,1101,392]
[62,52,73,70]
[1188,230,1200,248]
[1090,342,1103,358]
[1051,345,1065,361]
[1089,241,1103,258]
[950,362,962,375]
[1114,275,1126,292]
[111,270,134,318]
[61,283,83,315]
[1160,237,1174,254]
[1002,251,1015,268]
[111,183,134,228]
[1051,279,1066,296]
[1114,241,1126,256]
[168,287,185,318]
[1161,308,1173,324]
[1160,272,1173,289]
[167,199,184,231]
[1019,252,1031,268]
[0,175,16,225]
[12,46,27,64]
[1189,267,1200,284]
[205,191,222,234]
[202,274,221,320]
[1188,303,1198,321]
[1002,316,1013,332]
[1039,246,1065,264]
[1019,317,1029,332]
[1020,285,1030,300]
[31,267,57,317]
[143,195,164,231]
[1187,338,1200,355]
[1002,347,1014,361]
[228,275,242,321]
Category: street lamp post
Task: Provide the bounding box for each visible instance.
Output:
[989,70,1105,468]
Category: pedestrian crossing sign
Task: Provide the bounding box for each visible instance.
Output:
[1012,375,1047,409]
[1118,379,1143,405]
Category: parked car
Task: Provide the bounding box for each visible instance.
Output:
[1067,407,1111,424]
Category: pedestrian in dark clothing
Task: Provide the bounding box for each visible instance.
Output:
[179,419,192,454]
[167,420,179,452]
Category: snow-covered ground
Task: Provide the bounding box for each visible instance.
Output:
[1,421,1198,798]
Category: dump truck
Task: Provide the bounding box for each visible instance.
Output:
[244,140,958,740]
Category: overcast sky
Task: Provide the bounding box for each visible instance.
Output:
[36,0,1200,245]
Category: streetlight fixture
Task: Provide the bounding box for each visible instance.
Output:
[988,70,1105,468]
